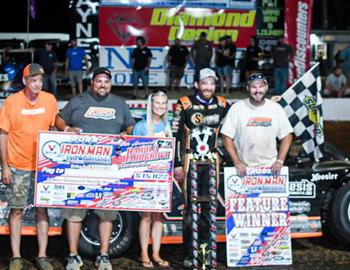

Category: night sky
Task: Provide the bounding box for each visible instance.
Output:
[0,0,349,34]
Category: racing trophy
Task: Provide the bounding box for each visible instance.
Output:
[189,126,218,270]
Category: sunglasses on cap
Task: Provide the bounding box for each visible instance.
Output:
[248,73,267,82]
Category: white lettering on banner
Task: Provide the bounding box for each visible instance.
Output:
[75,0,98,65]
[294,1,309,79]
[229,197,289,212]
[21,108,45,115]
[232,212,288,228]
[311,173,338,182]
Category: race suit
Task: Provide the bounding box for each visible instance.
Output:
[172,94,229,260]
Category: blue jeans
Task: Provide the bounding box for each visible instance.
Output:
[43,73,57,96]
[132,70,149,89]
[274,68,288,94]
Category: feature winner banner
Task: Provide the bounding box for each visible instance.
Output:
[224,167,292,267]
[285,0,313,85]
[35,132,174,212]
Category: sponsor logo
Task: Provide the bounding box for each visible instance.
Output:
[311,173,338,182]
[289,201,311,214]
[204,114,220,125]
[66,200,79,205]
[227,175,242,191]
[289,179,316,198]
[84,107,116,120]
[21,107,45,115]
[190,113,204,125]
[54,185,65,190]
[247,117,272,127]
[42,141,60,160]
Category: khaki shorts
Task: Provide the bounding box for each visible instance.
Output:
[61,208,117,222]
[68,70,83,86]
[7,168,35,209]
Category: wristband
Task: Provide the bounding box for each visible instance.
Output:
[276,159,284,165]
[64,126,70,132]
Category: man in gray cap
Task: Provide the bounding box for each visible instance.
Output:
[55,67,135,270]
[0,63,58,270]
[172,68,229,268]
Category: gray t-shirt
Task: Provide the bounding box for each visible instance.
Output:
[59,91,135,134]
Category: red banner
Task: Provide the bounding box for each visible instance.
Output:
[99,6,256,47]
[284,0,313,84]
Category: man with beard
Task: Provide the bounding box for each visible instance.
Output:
[55,67,135,270]
[172,68,229,268]
[221,73,293,176]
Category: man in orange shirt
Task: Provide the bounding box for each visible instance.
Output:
[0,63,58,270]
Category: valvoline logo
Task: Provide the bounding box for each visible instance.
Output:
[42,141,60,160]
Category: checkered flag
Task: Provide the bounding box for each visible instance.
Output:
[279,63,324,161]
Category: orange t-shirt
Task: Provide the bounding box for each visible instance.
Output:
[0,90,58,170]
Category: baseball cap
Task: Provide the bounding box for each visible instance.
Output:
[23,63,45,78]
[247,73,267,84]
[92,67,112,80]
[199,68,218,81]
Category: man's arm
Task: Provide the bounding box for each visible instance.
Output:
[84,55,89,73]
[64,58,69,77]
[125,125,134,135]
[271,133,293,175]
[55,115,81,134]
[222,134,247,176]
[0,129,12,184]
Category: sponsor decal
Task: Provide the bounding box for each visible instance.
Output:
[21,107,45,115]
[191,113,204,125]
[42,141,60,160]
[84,107,116,120]
[289,201,311,214]
[311,172,338,182]
[247,117,272,127]
[289,179,316,198]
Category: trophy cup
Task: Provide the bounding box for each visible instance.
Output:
[198,243,210,270]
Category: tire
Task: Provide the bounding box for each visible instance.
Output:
[77,210,139,257]
[329,182,350,245]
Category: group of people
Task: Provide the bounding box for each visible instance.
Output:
[0,60,294,270]
[133,33,296,98]
[34,38,89,98]
[322,45,350,98]
[31,33,299,102]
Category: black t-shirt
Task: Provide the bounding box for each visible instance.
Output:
[168,45,189,67]
[216,44,236,67]
[131,47,152,71]
[34,49,57,74]
[246,45,262,63]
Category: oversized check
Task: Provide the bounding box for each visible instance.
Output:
[224,166,292,267]
[35,131,174,212]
